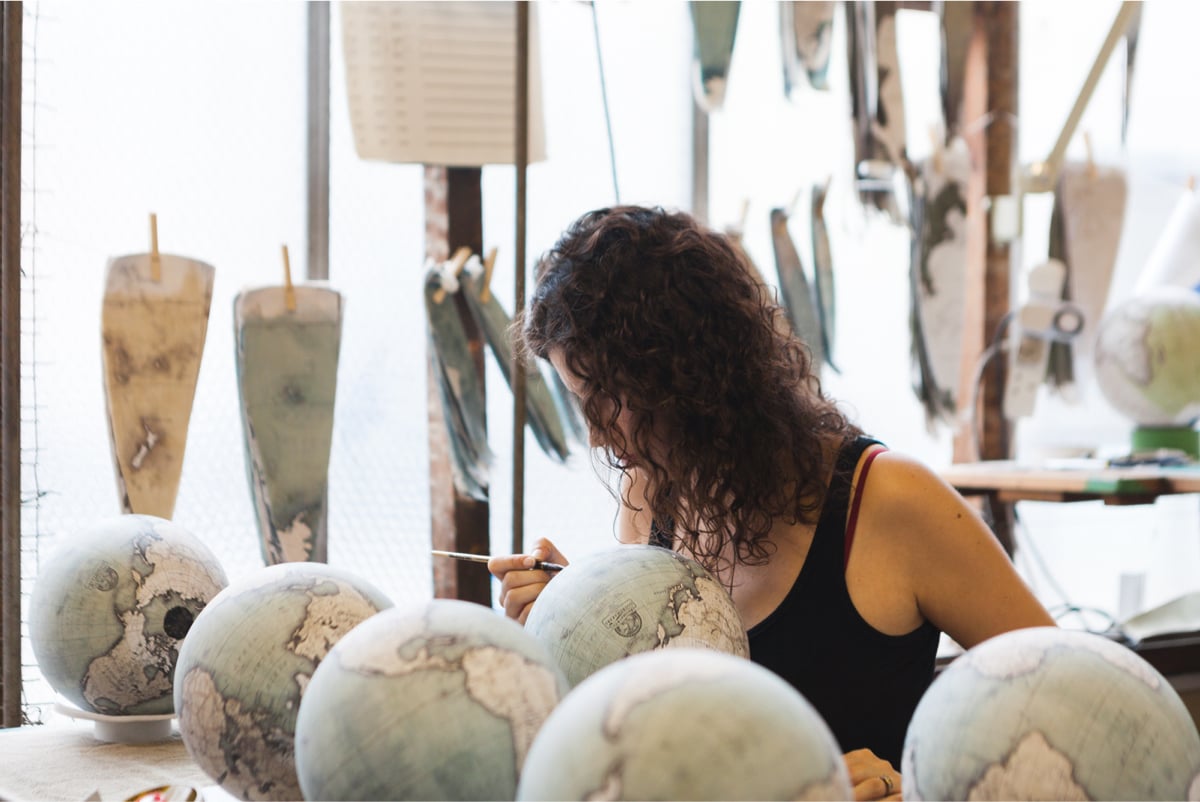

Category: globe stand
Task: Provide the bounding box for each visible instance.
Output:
[54,701,173,744]
[1131,426,1199,460]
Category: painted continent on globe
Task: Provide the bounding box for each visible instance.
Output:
[294,600,569,801]
[29,514,228,715]
[517,649,853,801]
[902,627,1200,801]
[524,545,749,687]
[176,565,392,801]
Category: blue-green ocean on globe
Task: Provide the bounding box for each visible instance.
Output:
[174,562,393,801]
[523,544,749,687]
[902,626,1200,800]
[29,514,228,716]
[517,647,853,801]
[293,598,570,802]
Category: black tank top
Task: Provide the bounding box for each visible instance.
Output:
[651,436,940,766]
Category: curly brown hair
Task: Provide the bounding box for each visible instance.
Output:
[519,206,862,572]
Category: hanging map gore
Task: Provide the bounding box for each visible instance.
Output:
[770,207,825,373]
[458,255,577,463]
[938,0,974,138]
[101,252,214,519]
[689,1,740,112]
[235,284,343,564]
[909,138,970,428]
[811,181,838,373]
[425,258,490,502]
[1045,162,1128,392]
[780,1,835,96]
[845,1,909,222]
[1122,3,1142,145]
[1136,184,1200,295]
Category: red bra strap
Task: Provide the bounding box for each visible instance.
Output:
[844,447,885,571]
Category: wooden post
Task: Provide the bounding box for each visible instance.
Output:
[954,1,1018,554]
[425,165,491,605]
[0,1,23,729]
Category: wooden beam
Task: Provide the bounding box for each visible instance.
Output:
[425,165,491,605]
[953,2,1018,555]
[979,1,1018,465]
[0,0,23,729]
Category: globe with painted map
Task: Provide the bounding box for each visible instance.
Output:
[293,599,570,801]
[174,562,393,801]
[517,648,853,801]
[902,627,1200,801]
[523,545,749,688]
[29,514,228,715]
[1094,287,1200,442]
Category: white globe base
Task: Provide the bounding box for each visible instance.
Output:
[54,701,173,744]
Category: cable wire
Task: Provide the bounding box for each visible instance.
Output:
[589,1,620,203]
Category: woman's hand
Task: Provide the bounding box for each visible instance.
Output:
[487,537,569,624]
[844,749,902,801]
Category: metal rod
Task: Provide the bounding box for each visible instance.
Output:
[512,1,529,556]
[691,99,709,225]
[1,0,24,729]
[1027,1,1140,192]
[306,1,331,280]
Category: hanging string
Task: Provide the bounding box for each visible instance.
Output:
[589,1,620,204]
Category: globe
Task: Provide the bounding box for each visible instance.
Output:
[517,648,852,801]
[902,627,1200,801]
[293,598,569,801]
[1094,287,1200,452]
[29,514,228,716]
[523,544,749,688]
[174,562,393,801]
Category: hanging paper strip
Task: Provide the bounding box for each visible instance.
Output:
[1136,186,1200,295]
[938,0,974,138]
[780,1,835,96]
[459,264,575,463]
[690,1,741,112]
[909,137,971,427]
[101,253,214,519]
[1046,162,1128,390]
[235,284,343,564]
[770,207,825,372]
[811,181,838,372]
[425,265,491,501]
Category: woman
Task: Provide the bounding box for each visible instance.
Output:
[490,206,1053,800]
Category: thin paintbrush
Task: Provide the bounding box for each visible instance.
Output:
[432,549,566,572]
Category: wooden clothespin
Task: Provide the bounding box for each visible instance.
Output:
[1083,131,1098,180]
[1188,175,1196,192]
[814,175,833,219]
[431,247,474,305]
[149,213,161,282]
[282,244,297,312]
[479,247,498,304]
[929,125,945,175]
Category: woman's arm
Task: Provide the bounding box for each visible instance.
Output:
[488,538,570,624]
[852,451,1055,649]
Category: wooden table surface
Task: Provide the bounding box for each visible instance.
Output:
[940,460,1200,505]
